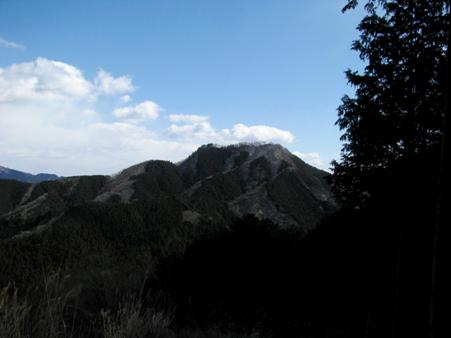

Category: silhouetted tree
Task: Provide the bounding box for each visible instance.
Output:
[335,2,450,338]
[333,0,449,205]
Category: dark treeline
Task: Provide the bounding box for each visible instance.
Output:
[146,148,443,337]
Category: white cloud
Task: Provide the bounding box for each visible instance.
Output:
[169,114,209,123]
[120,95,131,103]
[0,37,25,50]
[0,57,94,103]
[292,151,326,169]
[167,119,294,144]
[229,123,294,143]
[167,121,217,140]
[0,58,172,175]
[95,69,135,95]
[0,59,134,104]
[0,58,297,176]
[113,100,161,122]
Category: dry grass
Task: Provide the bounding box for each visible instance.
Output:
[1,270,265,338]
[101,297,174,338]
[0,284,32,338]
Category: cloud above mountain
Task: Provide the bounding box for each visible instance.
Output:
[292,151,326,170]
[94,69,135,96]
[0,58,136,104]
[167,115,294,144]
[113,101,161,122]
[0,58,94,103]
[0,58,308,175]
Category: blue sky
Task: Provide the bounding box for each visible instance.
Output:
[0,0,365,175]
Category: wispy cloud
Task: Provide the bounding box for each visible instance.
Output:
[169,114,209,123]
[0,37,25,50]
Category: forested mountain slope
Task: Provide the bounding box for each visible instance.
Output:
[0,143,335,241]
[0,143,336,288]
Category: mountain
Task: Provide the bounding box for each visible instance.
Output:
[177,143,336,229]
[0,143,336,234]
[0,165,59,183]
[0,143,336,285]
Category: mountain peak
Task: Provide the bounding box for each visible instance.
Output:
[175,142,335,229]
[178,142,320,185]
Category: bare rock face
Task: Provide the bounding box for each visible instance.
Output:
[94,162,148,203]
[0,143,337,239]
[178,143,336,230]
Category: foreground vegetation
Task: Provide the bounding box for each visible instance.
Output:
[0,269,264,338]
[0,168,441,337]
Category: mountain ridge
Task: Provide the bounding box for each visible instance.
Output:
[0,165,59,183]
[0,143,336,240]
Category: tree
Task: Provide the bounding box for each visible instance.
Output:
[335,2,450,338]
[332,0,449,205]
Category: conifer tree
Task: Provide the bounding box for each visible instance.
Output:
[333,0,449,205]
[336,2,450,337]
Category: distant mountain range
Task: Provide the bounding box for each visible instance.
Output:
[0,165,59,183]
[0,143,337,285]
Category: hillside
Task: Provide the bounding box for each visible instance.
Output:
[0,143,336,289]
[0,144,337,336]
[0,143,336,241]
